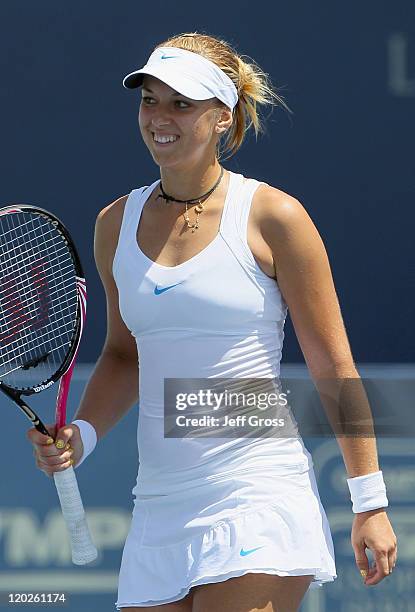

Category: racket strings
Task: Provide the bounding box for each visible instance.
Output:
[0,308,77,370]
[0,233,68,266]
[0,215,47,242]
[0,265,75,317]
[0,305,76,368]
[0,211,79,389]
[2,341,76,382]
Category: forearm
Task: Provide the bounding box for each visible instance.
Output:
[74,349,139,440]
[336,432,380,478]
[312,366,380,477]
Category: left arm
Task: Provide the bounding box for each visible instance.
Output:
[257,185,397,585]
[256,186,378,477]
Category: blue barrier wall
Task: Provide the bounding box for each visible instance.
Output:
[0,0,414,362]
[1,365,414,611]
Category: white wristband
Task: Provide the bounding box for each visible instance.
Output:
[71,419,98,468]
[347,470,389,513]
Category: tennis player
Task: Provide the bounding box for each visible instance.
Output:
[28,32,397,612]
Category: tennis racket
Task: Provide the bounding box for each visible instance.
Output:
[0,204,97,565]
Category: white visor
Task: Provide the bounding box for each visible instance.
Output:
[122,46,238,111]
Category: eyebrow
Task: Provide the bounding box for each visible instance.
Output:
[141,86,182,97]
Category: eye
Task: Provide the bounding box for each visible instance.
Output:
[142,96,156,104]
[141,97,190,109]
[175,100,190,108]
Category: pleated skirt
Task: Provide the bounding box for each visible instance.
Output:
[115,466,337,608]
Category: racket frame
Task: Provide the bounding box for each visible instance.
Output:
[0,204,97,565]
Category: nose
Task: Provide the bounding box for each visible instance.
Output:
[151,118,172,129]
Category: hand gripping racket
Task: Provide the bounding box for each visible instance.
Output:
[0,204,98,565]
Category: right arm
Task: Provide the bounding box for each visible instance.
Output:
[27,194,139,474]
[73,194,139,439]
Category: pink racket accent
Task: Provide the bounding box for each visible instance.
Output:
[55,277,87,430]
[0,208,23,216]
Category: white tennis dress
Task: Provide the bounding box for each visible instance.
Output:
[113,171,337,608]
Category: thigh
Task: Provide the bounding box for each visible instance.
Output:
[120,589,194,612]
[192,572,314,612]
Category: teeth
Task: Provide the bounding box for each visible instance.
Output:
[153,134,178,143]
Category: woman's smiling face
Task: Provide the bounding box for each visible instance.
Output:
[138,75,225,168]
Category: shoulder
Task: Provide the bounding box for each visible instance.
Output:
[95,193,130,234]
[251,182,320,250]
[252,182,310,229]
[94,193,130,278]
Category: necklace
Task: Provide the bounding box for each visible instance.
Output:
[156,166,225,233]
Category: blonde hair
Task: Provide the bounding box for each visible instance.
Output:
[155,31,292,160]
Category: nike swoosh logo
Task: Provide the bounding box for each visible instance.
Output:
[240,546,264,557]
[154,283,181,295]
[161,54,177,60]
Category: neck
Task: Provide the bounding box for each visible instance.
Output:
[159,159,223,202]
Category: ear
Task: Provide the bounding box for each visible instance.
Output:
[215,106,233,134]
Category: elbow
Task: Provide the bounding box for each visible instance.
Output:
[101,345,138,366]
[307,358,359,380]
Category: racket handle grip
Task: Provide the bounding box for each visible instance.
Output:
[53,466,98,565]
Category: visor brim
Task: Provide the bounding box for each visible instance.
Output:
[123,72,145,89]
[122,67,214,101]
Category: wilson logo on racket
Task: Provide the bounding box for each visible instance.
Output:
[0,258,51,343]
[33,380,55,392]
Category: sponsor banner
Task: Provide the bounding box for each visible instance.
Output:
[0,365,412,611]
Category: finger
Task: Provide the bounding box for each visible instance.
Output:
[27,425,56,446]
[34,440,72,458]
[54,426,76,450]
[37,455,74,476]
[36,448,74,466]
[388,546,397,574]
[35,454,55,478]
[35,430,73,457]
[364,551,390,585]
[353,547,369,582]
[53,457,75,471]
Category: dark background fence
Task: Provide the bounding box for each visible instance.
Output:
[1,0,413,363]
[1,2,414,611]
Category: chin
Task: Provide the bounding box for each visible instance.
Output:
[151,156,181,171]
[150,148,188,168]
